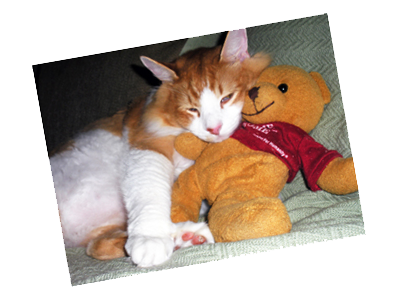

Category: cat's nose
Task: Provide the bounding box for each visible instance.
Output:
[207,124,222,135]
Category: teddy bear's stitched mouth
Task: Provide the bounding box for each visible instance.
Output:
[242,101,275,117]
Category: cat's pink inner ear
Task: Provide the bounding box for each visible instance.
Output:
[220,29,250,63]
[140,56,178,82]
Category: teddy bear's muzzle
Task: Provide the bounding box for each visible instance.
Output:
[242,101,274,117]
[242,86,275,117]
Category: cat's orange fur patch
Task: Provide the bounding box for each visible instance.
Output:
[85,224,128,260]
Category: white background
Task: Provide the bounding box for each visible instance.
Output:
[0,15,400,285]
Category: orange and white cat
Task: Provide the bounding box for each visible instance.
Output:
[50,29,271,267]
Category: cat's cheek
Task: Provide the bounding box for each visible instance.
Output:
[175,112,194,130]
[187,118,204,138]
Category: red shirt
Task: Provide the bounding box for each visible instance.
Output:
[230,121,342,191]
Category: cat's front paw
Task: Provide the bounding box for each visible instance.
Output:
[172,221,215,251]
[125,235,174,267]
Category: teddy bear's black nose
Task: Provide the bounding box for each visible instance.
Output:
[248,86,260,101]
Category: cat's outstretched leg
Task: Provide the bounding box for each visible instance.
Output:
[122,148,177,268]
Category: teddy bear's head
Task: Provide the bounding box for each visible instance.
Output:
[242,65,331,133]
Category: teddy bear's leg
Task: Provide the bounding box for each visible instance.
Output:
[171,165,203,223]
[170,166,214,250]
[208,191,292,243]
[317,157,358,194]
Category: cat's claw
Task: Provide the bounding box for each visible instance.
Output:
[172,221,214,251]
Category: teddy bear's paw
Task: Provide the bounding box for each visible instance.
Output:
[125,235,174,268]
[172,221,215,251]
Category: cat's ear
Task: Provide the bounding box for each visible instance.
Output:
[220,29,250,63]
[140,56,178,82]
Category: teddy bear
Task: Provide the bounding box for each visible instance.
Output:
[170,65,358,243]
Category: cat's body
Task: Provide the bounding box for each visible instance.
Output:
[51,29,271,267]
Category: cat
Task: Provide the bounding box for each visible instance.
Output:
[50,29,271,267]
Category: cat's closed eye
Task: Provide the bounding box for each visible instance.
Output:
[220,93,234,106]
[187,107,200,116]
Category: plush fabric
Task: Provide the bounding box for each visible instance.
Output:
[231,121,343,190]
[170,62,358,242]
[38,14,364,286]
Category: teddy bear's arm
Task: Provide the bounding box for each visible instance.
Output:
[171,165,203,223]
[174,132,209,160]
[317,157,358,195]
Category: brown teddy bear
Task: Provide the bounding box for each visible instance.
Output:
[170,65,358,243]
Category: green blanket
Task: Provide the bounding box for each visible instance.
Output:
[66,14,364,286]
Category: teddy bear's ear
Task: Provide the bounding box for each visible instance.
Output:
[309,72,331,104]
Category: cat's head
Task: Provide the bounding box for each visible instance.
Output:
[141,29,271,143]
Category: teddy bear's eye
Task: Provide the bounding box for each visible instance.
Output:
[278,84,288,93]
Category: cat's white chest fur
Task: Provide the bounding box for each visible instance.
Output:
[51,129,127,247]
[173,150,194,180]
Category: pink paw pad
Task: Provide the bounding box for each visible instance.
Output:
[174,232,207,251]
[192,235,206,245]
[181,232,194,241]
